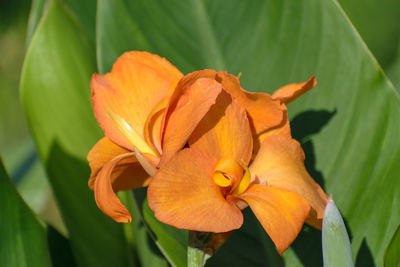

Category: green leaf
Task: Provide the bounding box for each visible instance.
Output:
[20,0,133,266]
[384,224,400,267]
[322,200,353,267]
[338,0,400,68]
[133,188,187,267]
[97,0,400,266]
[66,0,96,42]
[26,0,46,45]
[0,159,51,267]
[207,209,283,267]
[96,0,150,73]
[387,43,400,91]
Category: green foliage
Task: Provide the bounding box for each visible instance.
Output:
[0,159,51,267]
[10,0,400,266]
[384,225,400,267]
[20,1,133,266]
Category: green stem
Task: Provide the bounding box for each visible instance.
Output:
[187,231,213,267]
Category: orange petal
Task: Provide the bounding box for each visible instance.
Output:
[249,134,328,228]
[88,137,151,190]
[189,90,253,165]
[215,71,285,135]
[253,110,291,155]
[272,75,317,104]
[88,137,130,189]
[89,139,151,223]
[91,51,183,151]
[238,184,310,254]
[164,70,285,137]
[148,148,243,232]
[159,78,223,166]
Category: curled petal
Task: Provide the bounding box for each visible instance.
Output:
[250,135,328,228]
[160,78,222,166]
[88,137,130,189]
[91,148,150,223]
[238,184,310,254]
[148,148,243,232]
[91,51,182,151]
[272,75,317,104]
[189,90,253,165]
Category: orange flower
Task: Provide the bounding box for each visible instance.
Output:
[148,75,328,254]
[88,52,228,222]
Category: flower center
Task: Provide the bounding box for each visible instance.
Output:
[212,158,251,196]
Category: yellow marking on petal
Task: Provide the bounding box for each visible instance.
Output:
[144,97,169,156]
[213,158,243,188]
[232,161,251,196]
[108,108,156,156]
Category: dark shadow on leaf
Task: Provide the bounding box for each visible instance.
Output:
[47,225,77,267]
[291,109,336,191]
[291,109,337,142]
[355,238,375,267]
[290,224,323,266]
[207,208,284,267]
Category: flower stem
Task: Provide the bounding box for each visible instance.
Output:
[187,231,213,267]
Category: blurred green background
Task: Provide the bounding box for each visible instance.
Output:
[0,0,65,234]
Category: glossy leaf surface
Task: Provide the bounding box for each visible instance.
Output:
[20,1,132,266]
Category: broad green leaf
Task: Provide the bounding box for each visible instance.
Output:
[96,0,149,73]
[384,225,400,267]
[26,0,46,45]
[133,188,187,267]
[66,0,96,42]
[2,137,66,235]
[20,0,133,266]
[97,0,400,266]
[387,43,400,91]
[0,159,51,267]
[322,200,353,267]
[338,0,400,68]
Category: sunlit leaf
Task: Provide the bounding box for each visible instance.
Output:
[97,0,400,266]
[20,0,133,266]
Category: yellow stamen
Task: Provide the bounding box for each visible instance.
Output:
[213,172,232,187]
[212,158,243,188]
[107,108,156,156]
[232,161,251,196]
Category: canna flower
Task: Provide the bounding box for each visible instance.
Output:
[148,77,328,254]
[87,50,327,234]
[87,51,226,223]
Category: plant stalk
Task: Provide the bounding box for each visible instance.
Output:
[187,231,213,267]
